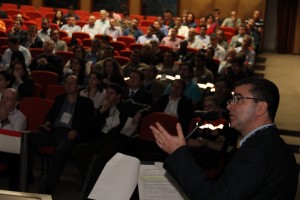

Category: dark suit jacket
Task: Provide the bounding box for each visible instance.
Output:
[123,87,153,105]
[46,94,94,142]
[151,94,194,134]
[164,126,298,200]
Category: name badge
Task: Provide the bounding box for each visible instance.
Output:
[60,112,72,125]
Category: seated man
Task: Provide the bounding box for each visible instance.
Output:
[21,25,44,49]
[29,40,64,79]
[60,16,81,37]
[38,18,51,42]
[136,25,159,45]
[0,88,26,191]
[74,83,150,198]
[28,75,94,194]
[81,15,101,39]
[151,79,194,134]
[160,27,182,50]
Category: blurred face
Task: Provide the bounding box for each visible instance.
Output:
[88,73,100,88]
[68,17,76,26]
[13,63,25,77]
[187,13,193,22]
[243,36,251,47]
[188,28,196,38]
[128,72,142,89]
[164,52,173,63]
[203,99,217,112]
[216,30,223,40]
[206,16,213,23]
[1,89,17,113]
[0,75,10,90]
[238,27,246,35]
[88,16,96,26]
[231,11,237,20]
[28,27,37,38]
[146,26,154,36]
[253,10,260,19]
[104,61,114,75]
[199,26,206,35]
[164,12,172,21]
[214,80,229,99]
[56,11,62,18]
[41,20,49,30]
[179,65,191,79]
[100,11,107,20]
[71,59,81,75]
[8,42,19,52]
[50,30,59,41]
[43,40,55,53]
[214,10,220,17]
[131,19,139,28]
[210,37,218,46]
[248,19,255,28]
[175,17,182,27]
[105,88,120,105]
[153,21,160,30]
[16,14,23,20]
[13,20,21,30]
[157,16,164,24]
[91,41,100,52]
[144,66,156,79]
[130,52,140,64]
[74,47,84,58]
[109,19,116,28]
[170,28,177,37]
[170,80,184,98]
[64,76,79,94]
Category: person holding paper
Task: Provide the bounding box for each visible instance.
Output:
[0,88,26,191]
[74,83,150,199]
[150,77,298,200]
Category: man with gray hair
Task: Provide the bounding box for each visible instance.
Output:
[95,10,110,34]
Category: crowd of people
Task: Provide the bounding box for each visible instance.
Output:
[1,4,295,200]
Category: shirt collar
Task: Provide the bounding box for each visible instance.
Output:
[239,124,275,146]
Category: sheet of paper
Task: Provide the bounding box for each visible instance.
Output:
[0,134,21,154]
[138,163,189,200]
[120,117,138,137]
[88,153,141,200]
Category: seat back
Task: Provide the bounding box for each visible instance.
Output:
[2,3,18,10]
[29,48,44,58]
[109,41,126,52]
[58,30,68,39]
[116,36,135,48]
[0,30,6,37]
[45,84,65,100]
[72,31,90,42]
[119,50,132,58]
[31,70,59,94]
[139,112,179,141]
[56,51,74,64]
[19,97,53,131]
[129,43,143,51]
[25,11,42,20]
[33,83,42,97]
[114,56,130,66]
[140,20,154,27]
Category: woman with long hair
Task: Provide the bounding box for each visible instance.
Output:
[79,72,105,109]
[102,58,125,88]
[9,62,34,99]
[52,10,65,28]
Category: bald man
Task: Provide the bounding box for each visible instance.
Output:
[82,15,101,39]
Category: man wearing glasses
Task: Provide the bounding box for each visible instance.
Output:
[150,77,298,200]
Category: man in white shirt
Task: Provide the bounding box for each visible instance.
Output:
[0,36,31,70]
[95,10,110,34]
[104,18,123,40]
[136,25,159,45]
[187,28,206,49]
[82,15,101,39]
[170,17,189,38]
[38,18,51,42]
[208,33,226,62]
[60,16,81,37]
[196,24,210,46]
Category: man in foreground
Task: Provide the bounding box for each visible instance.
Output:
[150,77,298,200]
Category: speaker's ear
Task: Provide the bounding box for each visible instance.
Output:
[257,101,268,116]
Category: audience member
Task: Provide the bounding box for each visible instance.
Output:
[213,8,224,27]
[9,62,34,99]
[152,20,166,42]
[0,71,11,99]
[50,29,68,52]
[79,72,105,109]
[95,10,110,34]
[1,37,31,70]
[205,14,218,35]
[230,24,255,49]
[28,75,94,194]
[187,28,206,49]
[136,25,159,45]
[235,35,256,68]
[163,9,175,28]
[81,15,100,39]
[60,16,81,37]
[160,27,182,50]
[37,18,51,42]
[122,49,146,77]
[157,50,179,78]
[6,14,28,33]
[164,63,202,107]
[62,5,80,21]
[85,39,102,68]
[175,40,194,62]
[192,52,214,84]
[29,40,64,78]
[172,17,189,38]
[124,70,152,105]
[123,18,143,41]
[208,33,226,62]
[221,11,241,29]
[157,16,169,36]
[21,25,44,49]
[101,58,125,88]
[104,18,123,40]
[7,19,27,41]
[152,79,194,133]
[216,29,230,51]
[184,12,198,28]
[140,43,159,65]
[142,65,165,102]
[52,10,66,28]
[62,57,86,86]
[205,47,219,78]
[196,24,210,46]
[218,48,237,75]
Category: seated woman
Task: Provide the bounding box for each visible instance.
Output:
[79,72,105,109]
[62,57,87,86]
[187,96,232,168]
[9,62,34,99]
[101,58,125,88]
